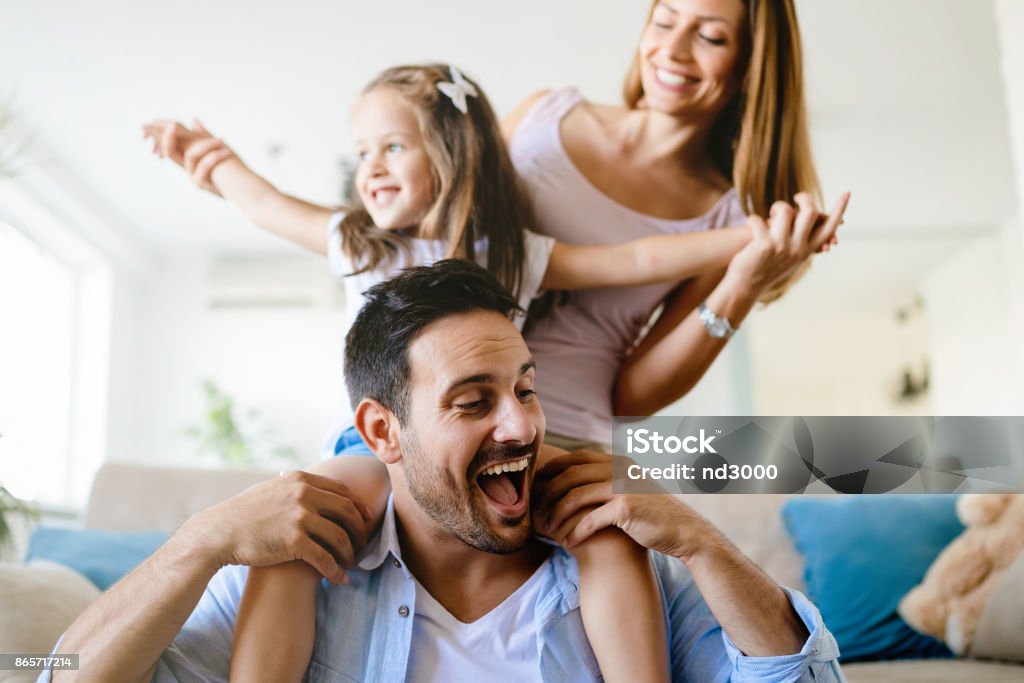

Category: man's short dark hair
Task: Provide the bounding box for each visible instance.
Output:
[344,259,524,423]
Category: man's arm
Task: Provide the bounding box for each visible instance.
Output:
[557,493,844,680]
[51,527,220,683]
[648,550,842,683]
[556,493,806,656]
[49,471,372,682]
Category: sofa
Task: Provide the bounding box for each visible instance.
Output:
[3,462,1022,682]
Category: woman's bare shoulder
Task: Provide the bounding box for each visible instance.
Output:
[501,89,553,141]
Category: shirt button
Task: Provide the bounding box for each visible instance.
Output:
[393,559,401,568]
[398,605,410,617]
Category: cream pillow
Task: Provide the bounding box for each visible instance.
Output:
[971,551,1024,662]
[0,560,101,683]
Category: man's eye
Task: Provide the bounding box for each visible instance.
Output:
[456,400,486,412]
[518,389,536,401]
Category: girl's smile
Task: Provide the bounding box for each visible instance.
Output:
[352,88,436,232]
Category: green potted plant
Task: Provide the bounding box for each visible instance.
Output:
[0,482,39,560]
[0,100,30,178]
[183,379,301,468]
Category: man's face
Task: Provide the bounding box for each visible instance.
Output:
[395,310,545,554]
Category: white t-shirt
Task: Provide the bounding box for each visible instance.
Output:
[326,213,555,330]
[324,213,555,438]
[406,559,550,682]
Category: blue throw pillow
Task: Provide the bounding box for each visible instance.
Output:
[26,527,169,590]
[782,495,963,662]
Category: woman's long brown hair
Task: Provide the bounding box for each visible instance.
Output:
[338,64,530,300]
[623,0,821,302]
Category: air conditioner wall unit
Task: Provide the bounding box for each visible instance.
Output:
[206,256,344,309]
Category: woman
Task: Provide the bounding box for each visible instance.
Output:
[503,0,841,448]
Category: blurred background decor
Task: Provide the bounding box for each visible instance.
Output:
[183,379,301,468]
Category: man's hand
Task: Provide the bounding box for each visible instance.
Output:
[561,493,719,562]
[532,449,613,538]
[534,449,722,561]
[180,470,373,585]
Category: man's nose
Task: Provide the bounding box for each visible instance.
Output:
[491,396,537,446]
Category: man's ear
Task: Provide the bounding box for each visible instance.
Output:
[354,399,403,465]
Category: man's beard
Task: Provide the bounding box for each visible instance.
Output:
[400,429,536,554]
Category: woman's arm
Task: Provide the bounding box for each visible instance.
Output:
[614,267,753,415]
[540,225,751,291]
[614,193,849,415]
[142,121,333,255]
[228,456,391,683]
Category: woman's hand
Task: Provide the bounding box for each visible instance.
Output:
[726,191,850,295]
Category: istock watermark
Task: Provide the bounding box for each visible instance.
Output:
[612,416,1024,494]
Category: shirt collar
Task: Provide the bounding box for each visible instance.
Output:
[356,493,580,619]
[357,494,404,571]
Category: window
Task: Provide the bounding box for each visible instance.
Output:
[0,219,77,504]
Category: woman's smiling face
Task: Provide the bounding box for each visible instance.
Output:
[637,0,748,121]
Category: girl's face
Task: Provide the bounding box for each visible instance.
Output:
[352,88,436,232]
[638,0,747,121]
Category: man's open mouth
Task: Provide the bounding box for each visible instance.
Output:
[475,456,530,515]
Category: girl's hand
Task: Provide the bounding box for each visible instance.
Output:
[726,192,850,294]
[142,120,203,164]
[141,119,236,196]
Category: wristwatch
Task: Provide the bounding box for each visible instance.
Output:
[698,301,736,339]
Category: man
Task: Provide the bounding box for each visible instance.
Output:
[46,260,842,682]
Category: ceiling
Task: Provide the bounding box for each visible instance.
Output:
[1,0,1018,274]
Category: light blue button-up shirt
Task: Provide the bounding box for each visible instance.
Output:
[42,498,844,682]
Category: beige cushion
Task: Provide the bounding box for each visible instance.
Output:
[677,494,821,592]
[971,550,1024,662]
[0,560,101,683]
[843,659,1024,682]
[84,462,277,532]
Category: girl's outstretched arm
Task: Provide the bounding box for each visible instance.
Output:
[534,446,669,683]
[540,224,752,291]
[142,120,334,255]
[229,456,391,683]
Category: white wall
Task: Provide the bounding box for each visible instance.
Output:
[922,231,1024,414]
[115,254,347,468]
[918,0,1024,416]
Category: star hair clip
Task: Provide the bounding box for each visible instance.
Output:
[437,66,479,114]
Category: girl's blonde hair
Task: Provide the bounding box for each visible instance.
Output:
[623,0,820,302]
[338,64,529,300]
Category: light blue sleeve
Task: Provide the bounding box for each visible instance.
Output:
[36,566,247,683]
[150,564,249,682]
[652,554,845,683]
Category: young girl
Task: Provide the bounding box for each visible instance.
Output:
[145,64,841,682]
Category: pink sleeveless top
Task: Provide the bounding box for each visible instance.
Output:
[510,87,747,443]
